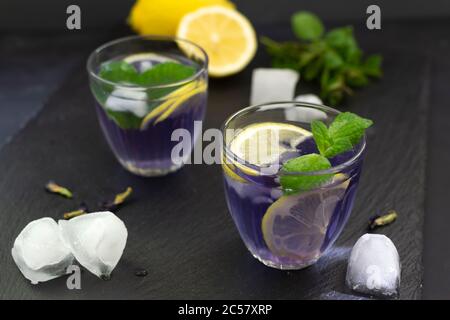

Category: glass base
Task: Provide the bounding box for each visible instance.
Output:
[119,159,183,177]
[249,249,319,270]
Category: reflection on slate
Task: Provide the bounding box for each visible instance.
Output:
[0,24,427,299]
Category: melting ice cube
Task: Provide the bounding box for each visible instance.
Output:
[59,211,127,280]
[250,68,299,105]
[295,94,323,105]
[346,234,401,298]
[105,88,148,118]
[11,217,74,284]
[284,94,327,123]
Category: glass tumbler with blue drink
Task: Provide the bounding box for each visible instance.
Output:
[222,102,372,270]
[87,35,208,176]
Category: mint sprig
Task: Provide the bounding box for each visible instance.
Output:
[313,112,373,157]
[95,61,196,129]
[261,11,382,105]
[98,61,139,84]
[280,154,332,195]
[279,112,372,194]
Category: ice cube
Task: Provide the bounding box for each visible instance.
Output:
[105,88,148,118]
[138,60,153,73]
[346,234,401,298]
[250,68,299,105]
[295,94,323,105]
[59,211,127,280]
[11,217,74,284]
[285,94,327,123]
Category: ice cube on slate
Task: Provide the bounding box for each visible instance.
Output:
[346,234,401,298]
[295,94,323,105]
[250,68,299,105]
[11,217,74,284]
[105,88,148,118]
[59,211,127,280]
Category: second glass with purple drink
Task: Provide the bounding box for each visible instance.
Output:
[222,102,369,270]
[87,36,208,176]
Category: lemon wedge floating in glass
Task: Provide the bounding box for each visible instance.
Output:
[228,122,312,176]
[221,153,247,183]
[177,6,257,77]
[140,80,207,128]
[261,174,350,261]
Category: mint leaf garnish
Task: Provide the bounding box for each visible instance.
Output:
[328,112,373,145]
[99,61,139,84]
[311,120,332,155]
[279,112,372,194]
[138,62,196,100]
[105,110,142,130]
[291,12,324,41]
[312,112,373,158]
[323,137,353,158]
[95,61,196,129]
[138,62,195,86]
[280,154,332,195]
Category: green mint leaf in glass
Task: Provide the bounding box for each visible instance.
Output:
[97,61,196,130]
[138,62,196,86]
[138,62,196,99]
[280,153,332,194]
[323,137,353,158]
[99,61,139,84]
[291,11,324,41]
[311,120,332,155]
[328,112,373,145]
[105,110,143,130]
[311,112,372,158]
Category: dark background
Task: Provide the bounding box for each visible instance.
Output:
[0,0,450,31]
[0,0,449,299]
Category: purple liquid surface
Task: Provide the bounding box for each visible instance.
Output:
[96,92,207,176]
[223,137,364,269]
[92,55,207,176]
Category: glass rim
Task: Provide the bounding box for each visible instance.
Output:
[221,101,367,176]
[86,34,209,91]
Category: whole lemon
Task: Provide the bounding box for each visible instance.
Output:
[128,0,235,36]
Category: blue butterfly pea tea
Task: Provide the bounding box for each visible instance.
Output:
[87,36,208,177]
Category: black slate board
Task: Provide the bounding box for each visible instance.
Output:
[0,25,428,299]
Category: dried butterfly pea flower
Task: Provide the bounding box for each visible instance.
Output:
[368,210,398,231]
[100,187,133,211]
[134,269,148,277]
[63,202,89,220]
[45,181,73,199]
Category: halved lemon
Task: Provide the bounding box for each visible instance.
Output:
[262,175,350,261]
[177,6,257,77]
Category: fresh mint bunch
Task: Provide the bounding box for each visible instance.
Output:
[279,112,372,194]
[261,11,382,105]
[95,61,196,129]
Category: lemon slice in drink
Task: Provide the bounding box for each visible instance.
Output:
[177,6,257,77]
[262,174,350,260]
[228,122,312,175]
[140,80,207,128]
